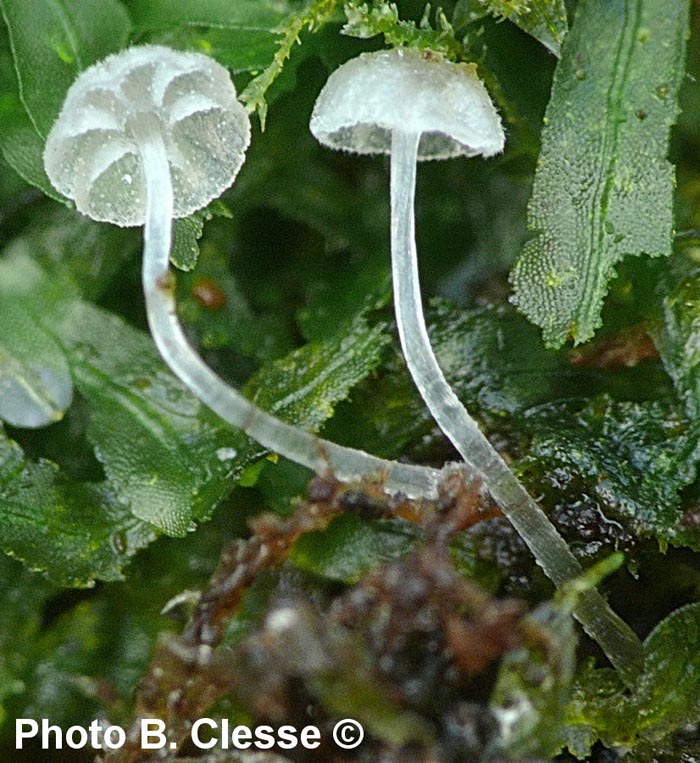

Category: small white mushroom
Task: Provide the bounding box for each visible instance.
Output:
[311,48,642,682]
[43,45,462,502]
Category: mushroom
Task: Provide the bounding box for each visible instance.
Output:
[310,48,642,681]
[42,44,465,503]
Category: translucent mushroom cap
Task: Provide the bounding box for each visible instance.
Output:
[44,45,251,227]
[310,48,504,161]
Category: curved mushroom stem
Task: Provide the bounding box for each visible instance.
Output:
[390,129,643,684]
[131,117,463,501]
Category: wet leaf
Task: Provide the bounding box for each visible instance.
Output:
[0,301,72,428]
[0,53,66,202]
[0,425,156,585]
[521,396,700,549]
[0,0,130,137]
[0,0,129,200]
[0,245,393,567]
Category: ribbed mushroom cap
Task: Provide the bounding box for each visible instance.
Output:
[44,45,251,227]
[310,48,504,160]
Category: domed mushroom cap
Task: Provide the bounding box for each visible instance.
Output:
[310,48,504,161]
[44,45,251,227]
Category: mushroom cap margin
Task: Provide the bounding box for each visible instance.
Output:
[310,48,504,161]
[44,45,251,227]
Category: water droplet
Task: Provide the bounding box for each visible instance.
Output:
[122,173,133,185]
[575,68,586,81]
[112,531,128,554]
[216,447,238,462]
[635,108,648,120]
[638,27,650,43]
[656,84,669,99]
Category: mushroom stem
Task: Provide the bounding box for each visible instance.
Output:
[133,120,462,501]
[389,129,642,683]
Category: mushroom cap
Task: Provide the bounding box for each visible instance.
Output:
[44,45,251,227]
[310,48,504,161]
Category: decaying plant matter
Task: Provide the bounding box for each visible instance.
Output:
[100,470,574,763]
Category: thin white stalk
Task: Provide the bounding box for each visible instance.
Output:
[390,129,643,684]
[132,117,464,501]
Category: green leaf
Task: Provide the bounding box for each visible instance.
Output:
[521,396,700,549]
[152,26,284,74]
[245,308,390,431]
[171,216,204,272]
[0,300,73,428]
[510,0,689,348]
[0,0,131,137]
[342,1,463,59]
[170,203,232,272]
[0,0,128,201]
[0,524,226,735]
[0,103,63,202]
[454,0,568,57]
[127,0,293,31]
[565,603,700,752]
[129,0,296,74]
[0,236,394,574]
[290,514,420,582]
[0,426,157,586]
[651,263,700,420]
[0,57,66,202]
[54,300,252,536]
[0,251,252,538]
[634,603,700,741]
[239,0,341,126]
[3,204,139,300]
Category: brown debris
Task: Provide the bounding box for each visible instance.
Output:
[192,277,228,310]
[569,325,659,369]
[100,467,522,763]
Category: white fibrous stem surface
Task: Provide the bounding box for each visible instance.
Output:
[389,128,642,683]
[135,115,466,501]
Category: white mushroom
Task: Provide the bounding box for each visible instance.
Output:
[311,48,642,682]
[43,45,466,503]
